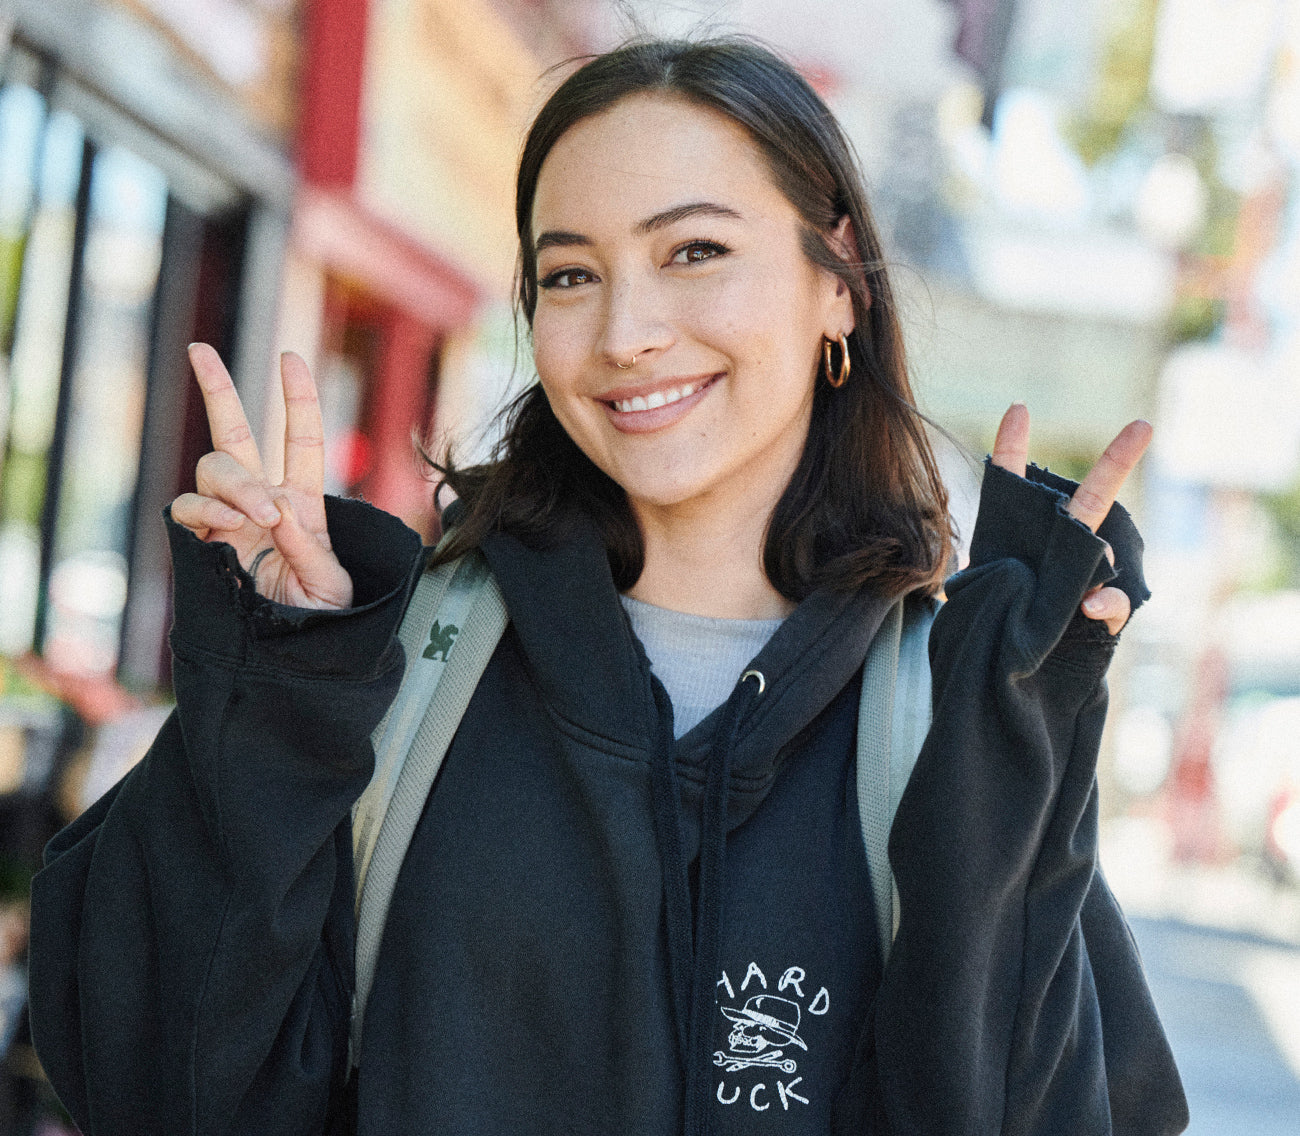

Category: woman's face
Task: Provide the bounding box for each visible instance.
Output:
[529,94,852,524]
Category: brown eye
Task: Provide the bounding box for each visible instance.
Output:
[671,241,730,265]
[538,267,598,289]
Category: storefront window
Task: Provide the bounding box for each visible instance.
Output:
[43,147,167,675]
[0,88,84,657]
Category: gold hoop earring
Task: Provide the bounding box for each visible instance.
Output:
[824,334,850,388]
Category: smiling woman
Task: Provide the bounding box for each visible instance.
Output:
[525,96,850,617]
[28,36,1186,1136]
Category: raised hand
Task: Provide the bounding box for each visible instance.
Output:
[170,344,354,609]
[991,403,1152,635]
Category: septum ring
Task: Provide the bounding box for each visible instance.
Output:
[615,353,638,370]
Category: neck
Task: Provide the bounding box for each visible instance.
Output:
[624,495,794,620]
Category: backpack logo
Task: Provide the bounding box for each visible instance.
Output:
[423,620,459,662]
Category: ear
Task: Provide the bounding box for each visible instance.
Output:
[821,214,861,337]
[828,214,856,263]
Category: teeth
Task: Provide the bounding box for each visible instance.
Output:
[613,380,703,414]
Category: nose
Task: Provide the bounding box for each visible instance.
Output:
[598,271,673,370]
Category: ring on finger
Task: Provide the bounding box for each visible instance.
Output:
[248,547,273,586]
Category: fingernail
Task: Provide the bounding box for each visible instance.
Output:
[255,502,281,526]
[219,506,244,527]
[1083,594,1105,614]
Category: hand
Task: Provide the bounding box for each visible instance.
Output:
[170,344,353,609]
[991,403,1152,635]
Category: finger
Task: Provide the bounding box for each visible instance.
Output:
[280,352,326,500]
[1066,420,1153,532]
[270,496,353,609]
[189,342,265,477]
[171,493,246,539]
[195,451,282,528]
[1081,585,1131,636]
[991,402,1029,478]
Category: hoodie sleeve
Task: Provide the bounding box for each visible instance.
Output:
[28,496,425,1136]
[871,461,1187,1136]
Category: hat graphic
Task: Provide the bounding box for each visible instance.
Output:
[720,994,808,1050]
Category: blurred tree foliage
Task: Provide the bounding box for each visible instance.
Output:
[1167,295,1225,343]
[1067,0,1160,166]
[1260,481,1300,588]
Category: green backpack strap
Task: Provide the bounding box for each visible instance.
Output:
[855,596,935,964]
[350,550,508,1067]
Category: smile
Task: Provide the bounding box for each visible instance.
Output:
[609,378,712,414]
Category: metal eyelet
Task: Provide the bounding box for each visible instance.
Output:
[740,669,766,694]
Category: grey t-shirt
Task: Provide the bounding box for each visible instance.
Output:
[620,595,784,737]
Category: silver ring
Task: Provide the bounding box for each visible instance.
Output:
[615,353,637,370]
[248,547,273,586]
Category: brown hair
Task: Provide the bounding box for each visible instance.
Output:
[433,37,951,601]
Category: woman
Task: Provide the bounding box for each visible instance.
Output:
[29,38,1186,1136]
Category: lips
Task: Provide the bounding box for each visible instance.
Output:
[600,373,720,432]
[609,378,710,413]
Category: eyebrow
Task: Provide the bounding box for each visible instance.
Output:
[533,201,744,255]
[636,201,743,233]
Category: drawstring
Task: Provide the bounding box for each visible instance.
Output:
[650,682,694,1057]
[651,670,764,1136]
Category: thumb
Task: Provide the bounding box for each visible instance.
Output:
[271,495,353,609]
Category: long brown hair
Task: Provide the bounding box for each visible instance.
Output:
[433,37,952,601]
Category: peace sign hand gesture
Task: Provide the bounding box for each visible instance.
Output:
[170,344,354,610]
[991,403,1152,636]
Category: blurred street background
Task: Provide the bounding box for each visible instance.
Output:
[0,0,1298,1131]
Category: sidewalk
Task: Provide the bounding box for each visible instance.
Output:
[1104,817,1300,1134]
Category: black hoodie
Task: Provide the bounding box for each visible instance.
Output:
[28,463,1188,1136]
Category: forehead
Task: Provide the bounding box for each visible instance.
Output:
[530,94,789,234]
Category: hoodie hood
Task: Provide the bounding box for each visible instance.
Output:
[479,518,895,820]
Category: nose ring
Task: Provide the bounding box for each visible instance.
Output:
[615,353,638,370]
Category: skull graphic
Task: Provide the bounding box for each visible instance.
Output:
[720,994,808,1054]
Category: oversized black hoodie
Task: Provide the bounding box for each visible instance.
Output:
[28,463,1188,1135]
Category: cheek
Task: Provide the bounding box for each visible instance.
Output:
[530,311,580,391]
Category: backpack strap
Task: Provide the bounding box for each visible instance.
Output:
[350,550,508,1067]
[855,596,934,963]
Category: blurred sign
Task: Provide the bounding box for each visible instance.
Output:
[1155,342,1300,491]
[358,0,542,298]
